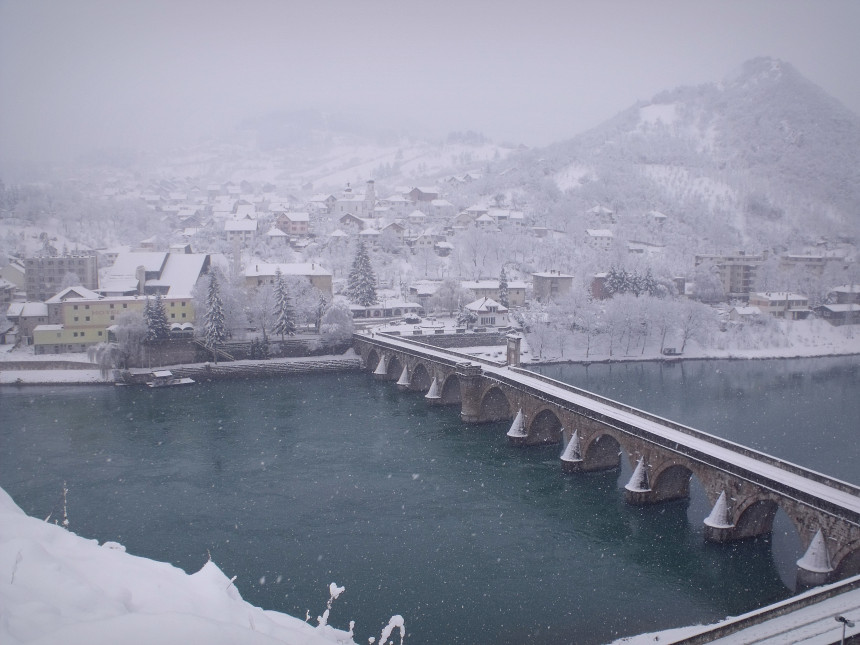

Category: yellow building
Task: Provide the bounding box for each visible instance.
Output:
[34,287,196,354]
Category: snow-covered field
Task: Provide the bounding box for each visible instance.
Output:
[519,317,860,365]
[0,486,403,645]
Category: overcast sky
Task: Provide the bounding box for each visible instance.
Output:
[1,0,859,171]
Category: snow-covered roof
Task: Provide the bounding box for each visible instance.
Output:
[45,286,102,303]
[533,271,574,279]
[225,220,257,232]
[7,302,48,318]
[100,252,208,299]
[588,205,614,214]
[831,284,860,294]
[465,297,508,313]
[266,227,289,237]
[108,252,168,276]
[33,324,63,331]
[280,211,309,222]
[462,279,528,290]
[586,229,614,237]
[730,306,762,316]
[816,303,860,312]
[329,230,349,238]
[751,292,807,302]
[158,254,209,298]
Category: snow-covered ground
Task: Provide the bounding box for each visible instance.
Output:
[0,485,402,645]
[518,317,860,364]
[2,318,858,385]
[612,575,860,644]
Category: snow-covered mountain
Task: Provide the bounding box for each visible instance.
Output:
[485,57,860,251]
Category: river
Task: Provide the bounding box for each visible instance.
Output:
[1,356,856,644]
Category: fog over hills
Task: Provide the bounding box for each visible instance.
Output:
[2,57,858,274]
[481,57,860,252]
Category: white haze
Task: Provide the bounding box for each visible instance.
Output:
[1,0,859,173]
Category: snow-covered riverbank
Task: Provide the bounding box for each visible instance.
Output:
[0,485,402,645]
[2,318,859,385]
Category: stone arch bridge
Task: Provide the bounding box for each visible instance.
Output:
[353,332,860,588]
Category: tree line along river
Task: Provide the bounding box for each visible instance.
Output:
[1,355,857,644]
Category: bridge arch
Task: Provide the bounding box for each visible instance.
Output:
[734,498,780,539]
[387,355,403,381]
[409,363,433,392]
[477,386,511,423]
[527,408,563,445]
[440,374,461,405]
[582,432,622,471]
[833,541,860,579]
[650,464,694,503]
[366,349,381,371]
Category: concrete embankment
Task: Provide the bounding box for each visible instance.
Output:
[121,355,363,385]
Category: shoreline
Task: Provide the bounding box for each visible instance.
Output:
[2,340,859,385]
[0,352,363,385]
[525,349,860,367]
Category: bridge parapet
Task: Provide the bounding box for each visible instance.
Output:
[509,366,860,503]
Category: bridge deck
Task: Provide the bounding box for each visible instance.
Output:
[486,363,860,516]
[358,333,860,519]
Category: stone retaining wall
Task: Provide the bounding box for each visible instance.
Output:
[120,356,363,385]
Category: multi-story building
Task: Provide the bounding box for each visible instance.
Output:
[748,292,810,319]
[276,212,310,236]
[532,271,574,303]
[694,251,767,301]
[24,253,98,301]
[461,280,527,307]
[585,229,614,251]
[244,262,333,297]
[31,252,212,354]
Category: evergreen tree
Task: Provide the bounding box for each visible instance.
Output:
[143,297,154,341]
[273,268,296,339]
[346,240,378,306]
[498,267,510,308]
[642,267,659,297]
[203,272,226,357]
[147,293,170,340]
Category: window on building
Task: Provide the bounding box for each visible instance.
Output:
[74,317,78,322]
[123,304,127,308]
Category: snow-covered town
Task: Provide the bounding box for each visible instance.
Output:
[2,2,860,645]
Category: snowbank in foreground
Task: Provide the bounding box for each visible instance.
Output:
[0,486,363,645]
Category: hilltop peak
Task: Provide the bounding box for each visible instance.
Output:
[725,56,798,87]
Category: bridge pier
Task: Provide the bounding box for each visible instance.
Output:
[457,363,485,423]
[796,529,835,589]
